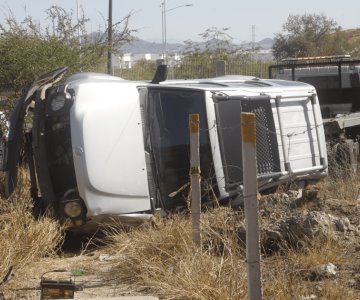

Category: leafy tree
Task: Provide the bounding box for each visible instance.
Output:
[272,14,344,61]
[0,6,137,96]
[331,29,360,58]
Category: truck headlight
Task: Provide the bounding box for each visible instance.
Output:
[63,200,83,218]
[50,94,66,112]
[60,190,86,222]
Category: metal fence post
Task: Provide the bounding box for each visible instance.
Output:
[241,112,263,300]
[216,60,227,77]
[189,114,201,248]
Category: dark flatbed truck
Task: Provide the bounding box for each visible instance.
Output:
[269,56,360,173]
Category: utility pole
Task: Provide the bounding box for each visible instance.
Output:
[107,0,113,75]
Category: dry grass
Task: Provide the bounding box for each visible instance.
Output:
[0,164,358,299]
[286,237,344,270]
[60,159,358,300]
[320,144,360,201]
[105,208,248,300]
[0,169,64,294]
[103,201,359,300]
[318,171,360,202]
[262,234,358,300]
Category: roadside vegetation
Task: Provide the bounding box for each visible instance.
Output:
[272,13,360,60]
[0,170,63,297]
[1,167,359,299]
[102,178,359,299]
[0,5,136,99]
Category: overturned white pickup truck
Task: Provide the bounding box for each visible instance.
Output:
[3,67,327,226]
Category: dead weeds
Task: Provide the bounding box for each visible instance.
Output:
[0,169,359,299]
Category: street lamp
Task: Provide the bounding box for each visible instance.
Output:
[76,0,81,47]
[107,0,113,75]
[76,0,82,68]
[161,1,192,64]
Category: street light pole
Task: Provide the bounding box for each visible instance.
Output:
[76,0,82,69]
[161,1,192,64]
[161,1,167,62]
[107,0,113,75]
[76,0,81,47]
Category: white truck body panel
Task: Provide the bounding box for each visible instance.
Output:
[67,78,150,216]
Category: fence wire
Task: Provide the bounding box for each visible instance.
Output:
[111,59,272,81]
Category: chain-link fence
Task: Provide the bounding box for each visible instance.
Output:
[0,59,273,100]
[113,59,272,81]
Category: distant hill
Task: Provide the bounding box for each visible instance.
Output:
[119,37,273,54]
[255,38,274,50]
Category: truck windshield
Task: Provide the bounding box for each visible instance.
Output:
[148,88,215,209]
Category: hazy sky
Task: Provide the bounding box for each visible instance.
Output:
[1,0,360,43]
